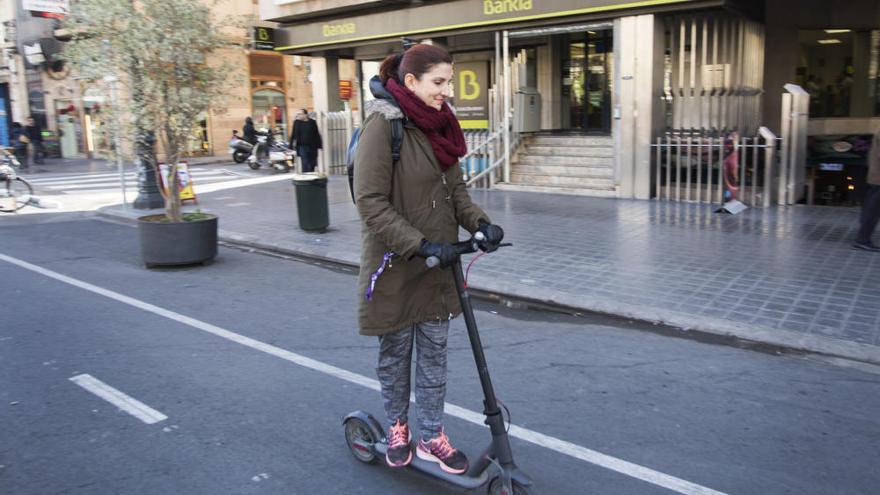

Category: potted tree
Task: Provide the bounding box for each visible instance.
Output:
[62,0,240,267]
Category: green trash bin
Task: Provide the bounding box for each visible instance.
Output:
[292,174,329,232]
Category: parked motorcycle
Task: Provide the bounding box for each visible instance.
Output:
[228,137,253,164]
[247,130,295,172]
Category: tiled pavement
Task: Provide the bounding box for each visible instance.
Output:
[102,176,880,364]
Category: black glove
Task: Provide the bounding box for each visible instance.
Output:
[477,221,504,251]
[417,239,457,268]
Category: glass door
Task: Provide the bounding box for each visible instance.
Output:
[562,30,613,133]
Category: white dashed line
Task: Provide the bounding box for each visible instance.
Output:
[69,374,168,425]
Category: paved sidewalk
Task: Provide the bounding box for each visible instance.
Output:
[101,176,880,365]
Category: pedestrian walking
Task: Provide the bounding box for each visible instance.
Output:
[24,117,43,166]
[854,126,880,251]
[352,43,505,474]
[10,122,27,166]
[289,109,322,173]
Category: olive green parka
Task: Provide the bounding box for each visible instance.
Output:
[353,96,490,336]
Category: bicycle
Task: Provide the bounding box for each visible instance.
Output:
[0,152,34,213]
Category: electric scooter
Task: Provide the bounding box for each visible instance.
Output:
[343,232,533,495]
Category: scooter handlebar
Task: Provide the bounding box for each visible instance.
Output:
[424,232,510,267]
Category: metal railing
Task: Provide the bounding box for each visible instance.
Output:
[652,127,778,207]
[317,110,356,176]
[461,129,521,189]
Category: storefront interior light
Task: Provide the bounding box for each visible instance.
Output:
[824,29,851,34]
[848,185,856,190]
[818,39,842,44]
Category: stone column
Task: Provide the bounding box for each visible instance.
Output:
[614,14,664,200]
[311,54,341,113]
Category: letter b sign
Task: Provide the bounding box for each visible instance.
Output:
[459,70,480,101]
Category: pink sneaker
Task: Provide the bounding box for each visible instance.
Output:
[385,420,412,467]
[416,430,468,474]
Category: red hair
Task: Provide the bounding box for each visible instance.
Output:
[379,44,453,84]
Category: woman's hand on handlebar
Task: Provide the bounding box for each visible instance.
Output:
[420,233,513,268]
[417,239,457,268]
[476,221,504,252]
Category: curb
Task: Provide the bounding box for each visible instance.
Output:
[97,208,880,367]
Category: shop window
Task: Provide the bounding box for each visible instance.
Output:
[798,29,880,118]
[252,88,287,137]
[185,113,210,156]
[82,89,109,158]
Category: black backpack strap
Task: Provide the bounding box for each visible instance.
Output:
[390,118,404,163]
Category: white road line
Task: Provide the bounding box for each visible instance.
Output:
[45,176,235,190]
[0,252,726,495]
[31,172,233,186]
[28,175,138,184]
[26,168,211,182]
[69,374,168,424]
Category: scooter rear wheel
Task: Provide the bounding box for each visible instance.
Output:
[344,418,379,464]
[233,150,249,163]
[488,477,531,495]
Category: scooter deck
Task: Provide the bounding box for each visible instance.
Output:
[373,442,491,489]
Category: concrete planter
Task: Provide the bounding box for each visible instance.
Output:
[137,213,218,268]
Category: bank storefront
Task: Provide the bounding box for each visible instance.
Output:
[265,0,769,200]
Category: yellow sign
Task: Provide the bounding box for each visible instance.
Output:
[158,161,197,204]
[459,70,480,100]
[323,22,356,37]
[454,62,489,129]
[483,0,533,15]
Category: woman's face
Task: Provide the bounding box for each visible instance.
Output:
[404,62,453,111]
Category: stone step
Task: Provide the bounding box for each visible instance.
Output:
[511,164,614,177]
[515,154,613,166]
[521,145,614,157]
[493,183,618,198]
[524,135,613,147]
[510,172,615,189]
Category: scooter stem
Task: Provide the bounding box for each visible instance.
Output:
[451,261,503,429]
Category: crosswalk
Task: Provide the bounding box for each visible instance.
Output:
[26,167,257,196]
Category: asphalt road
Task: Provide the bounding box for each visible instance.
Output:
[1,212,879,495]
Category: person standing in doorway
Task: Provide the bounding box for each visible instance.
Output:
[854,126,880,252]
[289,109,322,173]
[24,117,43,166]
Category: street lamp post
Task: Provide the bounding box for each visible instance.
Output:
[132,130,163,210]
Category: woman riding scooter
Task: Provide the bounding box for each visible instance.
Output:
[353,43,505,474]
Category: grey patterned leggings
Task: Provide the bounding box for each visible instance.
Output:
[377,319,449,441]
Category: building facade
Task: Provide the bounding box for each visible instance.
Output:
[261,0,880,205]
[2,0,318,160]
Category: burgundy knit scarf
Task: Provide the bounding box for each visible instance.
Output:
[385,78,467,170]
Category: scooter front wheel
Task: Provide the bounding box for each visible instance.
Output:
[488,477,531,495]
[247,161,261,170]
[344,417,379,464]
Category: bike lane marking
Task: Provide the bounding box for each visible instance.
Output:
[69,374,168,425]
[0,252,727,495]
